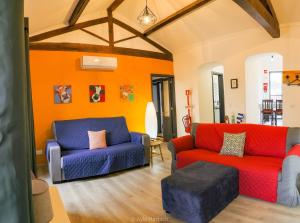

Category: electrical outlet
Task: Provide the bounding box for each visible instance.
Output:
[36,150,43,155]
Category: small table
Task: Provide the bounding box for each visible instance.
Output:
[150,139,164,165]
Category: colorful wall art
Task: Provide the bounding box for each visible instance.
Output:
[120,85,134,102]
[54,85,72,104]
[89,85,105,103]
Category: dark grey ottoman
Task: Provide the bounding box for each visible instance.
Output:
[161,161,239,223]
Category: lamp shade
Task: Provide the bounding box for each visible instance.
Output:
[32,179,53,223]
[145,102,158,139]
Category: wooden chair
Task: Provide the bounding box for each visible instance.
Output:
[275,100,283,126]
[261,99,274,125]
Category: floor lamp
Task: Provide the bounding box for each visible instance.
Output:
[145,102,158,139]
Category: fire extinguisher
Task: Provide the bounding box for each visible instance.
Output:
[182,90,192,134]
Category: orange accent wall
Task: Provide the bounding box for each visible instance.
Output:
[30,50,173,164]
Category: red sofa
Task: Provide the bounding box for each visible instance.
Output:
[168,123,300,206]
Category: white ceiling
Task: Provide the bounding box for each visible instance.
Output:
[24,0,300,52]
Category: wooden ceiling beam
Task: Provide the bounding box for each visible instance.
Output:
[106,1,125,47]
[80,29,109,43]
[114,35,137,44]
[113,18,172,55]
[144,0,215,36]
[233,0,280,38]
[30,17,108,42]
[107,0,125,12]
[29,42,173,61]
[68,0,90,26]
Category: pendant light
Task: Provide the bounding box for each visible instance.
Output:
[137,0,157,26]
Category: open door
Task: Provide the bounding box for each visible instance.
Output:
[151,74,177,141]
[212,72,225,123]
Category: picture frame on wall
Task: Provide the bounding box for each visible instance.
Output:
[120,85,134,102]
[230,79,238,89]
[54,85,72,104]
[89,85,105,103]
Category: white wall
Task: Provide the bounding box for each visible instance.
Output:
[198,64,224,123]
[174,24,300,136]
[245,53,283,124]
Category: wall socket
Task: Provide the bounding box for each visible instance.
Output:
[36,150,43,155]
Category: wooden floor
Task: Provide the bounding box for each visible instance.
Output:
[38,144,300,223]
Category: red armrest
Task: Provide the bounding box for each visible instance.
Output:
[287,145,300,157]
[171,135,194,153]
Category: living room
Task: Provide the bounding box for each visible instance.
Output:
[1,0,300,223]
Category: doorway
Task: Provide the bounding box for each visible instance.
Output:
[151,74,177,141]
[212,72,225,123]
[245,53,283,125]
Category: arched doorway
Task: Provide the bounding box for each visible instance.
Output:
[245,53,283,125]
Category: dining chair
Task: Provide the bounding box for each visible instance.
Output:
[261,99,274,125]
[275,100,283,126]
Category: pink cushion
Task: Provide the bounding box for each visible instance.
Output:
[88,130,107,150]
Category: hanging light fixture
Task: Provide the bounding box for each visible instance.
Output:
[137,0,157,26]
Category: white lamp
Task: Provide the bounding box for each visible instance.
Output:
[145,102,158,139]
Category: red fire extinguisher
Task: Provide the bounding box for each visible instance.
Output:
[182,90,192,134]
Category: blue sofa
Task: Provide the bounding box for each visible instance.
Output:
[46,117,150,183]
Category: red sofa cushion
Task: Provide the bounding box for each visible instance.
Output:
[194,124,224,152]
[176,149,283,202]
[195,123,288,158]
[243,124,287,158]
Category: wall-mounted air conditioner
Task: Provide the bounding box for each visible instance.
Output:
[81,56,118,70]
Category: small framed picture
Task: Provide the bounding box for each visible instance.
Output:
[54,85,72,104]
[230,79,238,89]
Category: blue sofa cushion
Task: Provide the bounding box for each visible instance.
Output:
[53,117,131,150]
[61,142,145,180]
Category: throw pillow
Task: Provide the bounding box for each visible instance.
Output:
[88,130,107,150]
[220,132,246,157]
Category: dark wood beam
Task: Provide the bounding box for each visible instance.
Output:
[144,0,215,36]
[107,0,125,12]
[106,0,125,46]
[233,0,280,38]
[69,0,90,26]
[30,17,108,42]
[29,42,173,61]
[108,11,114,47]
[113,18,172,56]
[80,29,109,43]
[114,35,137,44]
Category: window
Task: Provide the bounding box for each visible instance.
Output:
[269,71,282,101]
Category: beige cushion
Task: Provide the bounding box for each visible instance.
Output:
[88,130,107,150]
[220,132,246,157]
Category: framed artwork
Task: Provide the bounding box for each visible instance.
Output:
[89,85,105,103]
[54,85,72,104]
[230,79,238,89]
[120,85,134,102]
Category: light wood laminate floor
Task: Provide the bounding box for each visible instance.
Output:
[38,144,300,223]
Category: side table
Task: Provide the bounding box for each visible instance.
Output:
[150,139,164,165]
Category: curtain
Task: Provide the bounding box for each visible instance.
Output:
[24,17,37,175]
[0,1,33,222]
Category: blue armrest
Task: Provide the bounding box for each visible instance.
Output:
[130,132,150,165]
[130,132,143,144]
